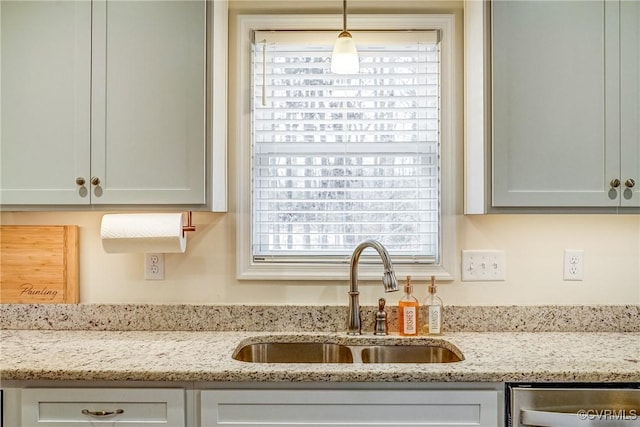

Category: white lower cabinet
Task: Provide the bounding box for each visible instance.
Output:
[4,384,502,427]
[18,388,185,427]
[200,388,501,427]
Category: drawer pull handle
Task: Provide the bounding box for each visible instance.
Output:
[81,409,124,417]
[625,178,636,189]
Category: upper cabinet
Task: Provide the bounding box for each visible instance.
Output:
[466,0,639,211]
[492,0,639,208]
[0,0,227,209]
[621,0,640,207]
[91,0,206,205]
[1,1,92,205]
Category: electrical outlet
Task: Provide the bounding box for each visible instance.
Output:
[563,249,584,281]
[144,253,165,280]
[461,250,506,281]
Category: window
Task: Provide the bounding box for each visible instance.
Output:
[236,14,456,281]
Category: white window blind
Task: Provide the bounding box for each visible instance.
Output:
[252,30,441,264]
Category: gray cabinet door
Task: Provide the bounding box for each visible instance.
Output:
[492,0,620,207]
[621,0,640,207]
[91,0,206,205]
[0,1,92,205]
[0,1,206,207]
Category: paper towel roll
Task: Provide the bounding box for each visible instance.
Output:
[101,213,187,253]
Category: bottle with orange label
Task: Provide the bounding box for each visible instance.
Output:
[398,275,419,336]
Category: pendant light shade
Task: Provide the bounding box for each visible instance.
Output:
[331,0,359,74]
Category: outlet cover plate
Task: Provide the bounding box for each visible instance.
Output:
[563,249,584,281]
[461,250,506,281]
[144,253,165,280]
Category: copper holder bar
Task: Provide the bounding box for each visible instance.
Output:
[182,211,196,237]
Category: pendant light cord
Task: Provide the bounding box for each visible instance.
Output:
[342,0,347,32]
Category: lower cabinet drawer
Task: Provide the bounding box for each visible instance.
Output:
[201,389,500,427]
[21,388,185,427]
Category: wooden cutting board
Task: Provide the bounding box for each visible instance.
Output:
[0,225,79,303]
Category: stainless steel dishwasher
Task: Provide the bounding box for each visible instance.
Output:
[507,383,640,427]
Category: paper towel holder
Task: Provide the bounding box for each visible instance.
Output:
[182,211,196,237]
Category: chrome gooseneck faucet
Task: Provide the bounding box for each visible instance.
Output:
[347,240,399,335]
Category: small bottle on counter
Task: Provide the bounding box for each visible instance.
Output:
[423,275,443,336]
[398,276,419,336]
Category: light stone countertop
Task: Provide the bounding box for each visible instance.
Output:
[1,329,639,383]
[3,304,639,333]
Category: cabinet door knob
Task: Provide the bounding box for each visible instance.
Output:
[625,178,636,189]
[610,179,621,188]
[91,177,101,186]
[75,177,86,186]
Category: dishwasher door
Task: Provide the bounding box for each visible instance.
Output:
[507,383,640,427]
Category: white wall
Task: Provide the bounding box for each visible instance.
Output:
[1,0,639,306]
[1,211,638,306]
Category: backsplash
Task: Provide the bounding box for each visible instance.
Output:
[1,304,638,332]
[0,212,638,306]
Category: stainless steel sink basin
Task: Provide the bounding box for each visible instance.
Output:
[361,345,463,363]
[233,342,354,363]
[232,339,464,364]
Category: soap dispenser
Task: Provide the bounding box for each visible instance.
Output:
[423,275,443,336]
[374,298,388,336]
[398,276,419,336]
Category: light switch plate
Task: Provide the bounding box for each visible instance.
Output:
[461,250,506,281]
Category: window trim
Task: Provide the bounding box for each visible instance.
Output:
[235,13,457,281]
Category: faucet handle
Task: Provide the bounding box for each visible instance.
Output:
[374,298,388,336]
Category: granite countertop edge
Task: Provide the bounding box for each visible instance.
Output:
[1,330,639,383]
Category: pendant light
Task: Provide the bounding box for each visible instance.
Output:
[331,0,359,74]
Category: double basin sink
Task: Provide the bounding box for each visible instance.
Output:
[233,336,464,364]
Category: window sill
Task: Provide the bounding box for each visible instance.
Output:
[237,260,455,282]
